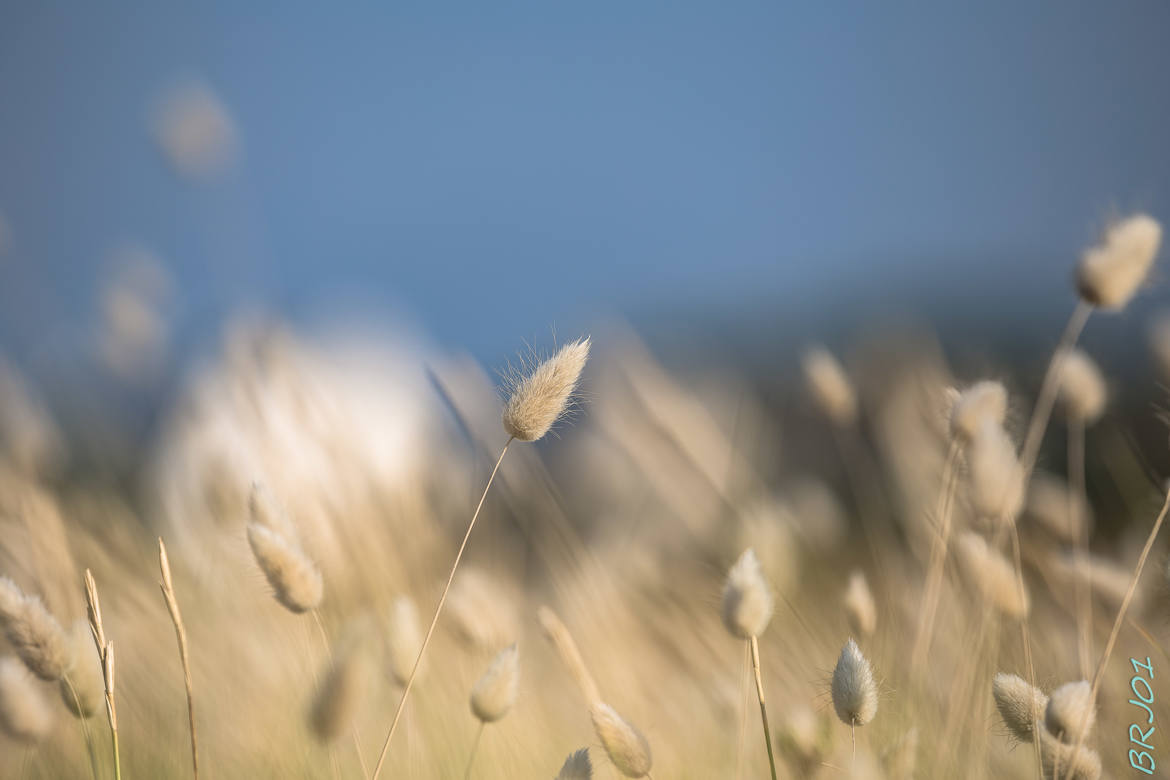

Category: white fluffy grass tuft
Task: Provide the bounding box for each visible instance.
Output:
[385,595,423,687]
[948,380,1008,443]
[967,420,1025,524]
[842,570,876,639]
[721,548,773,639]
[502,337,590,442]
[589,701,653,778]
[0,576,70,681]
[802,346,857,426]
[831,638,877,727]
[1056,349,1107,424]
[0,656,53,743]
[992,672,1046,743]
[955,532,1029,618]
[1044,680,1095,742]
[555,748,593,779]
[1076,213,1161,310]
[470,643,520,724]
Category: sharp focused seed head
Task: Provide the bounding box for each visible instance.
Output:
[503,337,590,442]
[955,532,1030,618]
[842,570,877,638]
[967,420,1024,524]
[949,380,1008,442]
[831,638,878,727]
[1076,213,1162,309]
[1056,349,1107,424]
[1044,680,1095,742]
[802,346,858,426]
[721,548,773,639]
[0,656,53,743]
[555,748,593,780]
[470,643,520,723]
[245,521,323,613]
[992,673,1047,743]
[589,701,653,778]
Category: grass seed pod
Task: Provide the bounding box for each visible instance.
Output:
[967,420,1025,524]
[992,672,1046,743]
[245,522,323,614]
[843,570,876,639]
[721,548,773,639]
[0,577,69,681]
[1056,349,1106,424]
[589,701,653,778]
[949,380,1008,443]
[802,346,858,426]
[831,638,878,727]
[555,748,592,780]
[955,532,1029,618]
[1044,680,1095,742]
[1076,213,1161,310]
[0,656,53,743]
[470,643,520,723]
[503,337,590,442]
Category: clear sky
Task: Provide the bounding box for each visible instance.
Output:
[2,2,1169,370]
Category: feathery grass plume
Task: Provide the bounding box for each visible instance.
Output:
[881,726,918,780]
[967,419,1024,524]
[1026,473,1091,545]
[1056,349,1106,424]
[0,576,69,681]
[992,673,1047,743]
[555,748,592,780]
[538,607,652,778]
[502,337,591,441]
[246,492,323,614]
[831,639,878,728]
[842,570,876,639]
[1076,213,1162,310]
[802,346,857,426]
[158,538,199,779]
[85,569,120,780]
[589,702,653,779]
[721,548,773,639]
[0,656,53,743]
[310,635,371,742]
[1037,725,1102,780]
[371,336,592,780]
[948,380,1008,443]
[955,532,1029,618]
[385,595,422,687]
[470,643,519,723]
[60,619,102,718]
[1044,681,1094,742]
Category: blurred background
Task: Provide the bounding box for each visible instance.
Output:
[3,4,1170,777]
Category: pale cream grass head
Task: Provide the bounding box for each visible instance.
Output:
[309,639,370,742]
[0,577,70,681]
[831,638,878,726]
[802,346,858,426]
[245,522,323,614]
[589,701,653,778]
[1076,213,1161,309]
[1056,349,1107,424]
[555,748,592,780]
[60,619,103,718]
[385,595,423,687]
[992,672,1046,743]
[537,606,600,705]
[0,656,52,743]
[1026,472,1091,544]
[948,380,1008,443]
[503,337,590,441]
[955,532,1029,618]
[721,548,773,639]
[966,419,1024,524]
[1037,724,1102,780]
[843,570,877,638]
[470,643,520,723]
[1044,680,1095,742]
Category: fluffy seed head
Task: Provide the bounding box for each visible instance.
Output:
[1057,349,1106,424]
[1044,680,1095,742]
[309,642,370,742]
[1038,723,1102,780]
[842,570,876,638]
[556,748,593,780]
[538,606,601,705]
[831,638,878,727]
[245,522,323,613]
[967,420,1024,524]
[802,347,858,426]
[0,579,69,681]
[470,643,520,723]
[60,619,103,718]
[589,701,653,778]
[949,381,1008,442]
[721,548,773,639]
[992,673,1047,743]
[386,595,423,686]
[1076,213,1161,309]
[955,532,1029,618]
[502,337,590,442]
[0,656,53,743]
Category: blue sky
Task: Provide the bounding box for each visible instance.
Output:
[2,2,1169,371]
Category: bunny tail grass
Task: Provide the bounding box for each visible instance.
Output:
[1063,484,1170,780]
[749,635,779,780]
[159,538,199,779]
[370,437,512,780]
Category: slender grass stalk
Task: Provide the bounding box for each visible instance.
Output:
[749,635,778,780]
[1066,420,1093,678]
[371,438,512,780]
[1063,484,1170,780]
[910,439,960,671]
[1007,526,1042,780]
[462,721,484,780]
[63,673,100,780]
[735,641,748,780]
[84,569,120,780]
[159,538,199,779]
